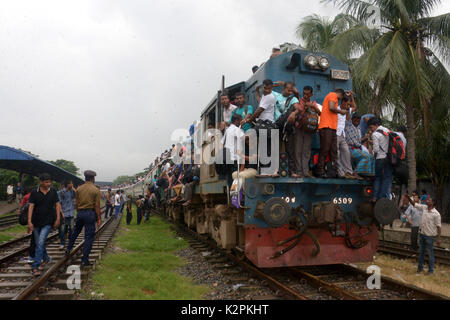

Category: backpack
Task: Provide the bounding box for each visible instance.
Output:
[376,130,406,167]
[275,96,295,131]
[300,104,319,133]
[19,203,30,226]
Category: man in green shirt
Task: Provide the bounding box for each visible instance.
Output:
[230,92,254,132]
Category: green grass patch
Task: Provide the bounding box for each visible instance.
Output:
[0,224,27,244]
[87,208,210,300]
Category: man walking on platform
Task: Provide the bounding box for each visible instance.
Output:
[66,170,101,268]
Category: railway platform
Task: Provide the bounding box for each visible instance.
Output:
[382,220,450,249]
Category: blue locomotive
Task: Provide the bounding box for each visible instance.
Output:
[134,49,395,268]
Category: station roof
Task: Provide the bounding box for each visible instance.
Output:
[0,146,84,186]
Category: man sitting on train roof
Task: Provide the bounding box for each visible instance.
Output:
[343,109,375,178]
[219,93,237,132]
[229,92,254,133]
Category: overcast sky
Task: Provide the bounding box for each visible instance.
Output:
[0,1,448,181]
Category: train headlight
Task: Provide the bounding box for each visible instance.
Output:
[305,55,318,68]
[319,57,330,69]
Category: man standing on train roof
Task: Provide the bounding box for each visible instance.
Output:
[230,92,253,132]
[248,79,278,177]
[271,81,300,177]
[220,93,237,131]
[272,81,300,122]
[367,117,394,202]
[65,170,101,268]
[316,89,348,179]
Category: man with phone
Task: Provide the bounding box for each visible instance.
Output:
[404,194,441,275]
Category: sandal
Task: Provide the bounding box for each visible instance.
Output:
[32,269,41,277]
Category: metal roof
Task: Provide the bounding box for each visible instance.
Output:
[0,146,84,186]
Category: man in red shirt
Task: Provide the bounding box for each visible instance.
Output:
[317,89,348,178]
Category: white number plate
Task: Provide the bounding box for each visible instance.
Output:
[333,197,353,205]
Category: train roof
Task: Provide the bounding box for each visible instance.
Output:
[200,49,351,118]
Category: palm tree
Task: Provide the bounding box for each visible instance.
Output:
[296,13,361,58]
[323,0,449,194]
[296,13,380,112]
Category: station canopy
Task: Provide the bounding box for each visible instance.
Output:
[0,145,84,186]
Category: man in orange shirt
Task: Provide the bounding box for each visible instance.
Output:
[317,89,348,178]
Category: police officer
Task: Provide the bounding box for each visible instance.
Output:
[65,170,101,267]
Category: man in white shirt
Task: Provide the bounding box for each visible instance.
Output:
[404,193,422,251]
[221,114,245,187]
[405,195,441,274]
[368,118,393,202]
[7,184,14,203]
[337,95,358,179]
[248,79,278,177]
[114,191,121,220]
[220,94,237,131]
[250,79,276,123]
[221,115,245,162]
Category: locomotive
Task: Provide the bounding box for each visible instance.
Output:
[122,49,396,268]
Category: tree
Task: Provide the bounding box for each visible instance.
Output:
[324,0,450,195]
[113,175,134,186]
[49,159,80,176]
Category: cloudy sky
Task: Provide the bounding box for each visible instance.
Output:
[0,1,448,181]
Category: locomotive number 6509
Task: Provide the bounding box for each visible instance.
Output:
[333,197,353,205]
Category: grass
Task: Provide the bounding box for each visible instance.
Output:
[85,208,210,300]
[0,224,27,244]
[356,253,450,298]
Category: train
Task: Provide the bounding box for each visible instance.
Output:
[115,49,397,268]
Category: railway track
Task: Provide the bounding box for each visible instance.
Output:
[0,210,119,300]
[378,240,450,266]
[163,211,448,301]
[0,215,19,231]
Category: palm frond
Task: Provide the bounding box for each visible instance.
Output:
[418,13,450,63]
[329,24,379,62]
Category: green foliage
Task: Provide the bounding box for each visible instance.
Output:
[48,159,80,176]
[113,175,135,186]
[88,211,210,300]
